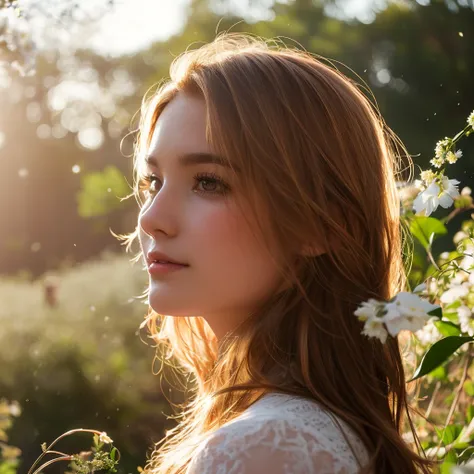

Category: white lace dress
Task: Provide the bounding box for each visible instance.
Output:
[185,392,370,474]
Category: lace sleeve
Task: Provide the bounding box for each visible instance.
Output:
[186,417,360,474]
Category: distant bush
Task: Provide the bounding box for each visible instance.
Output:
[0,251,185,474]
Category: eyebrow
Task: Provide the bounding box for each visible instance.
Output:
[145,152,238,171]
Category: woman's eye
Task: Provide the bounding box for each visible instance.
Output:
[193,172,230,196]
[138,172,230,197]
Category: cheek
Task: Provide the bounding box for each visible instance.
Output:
[191,202,281,292]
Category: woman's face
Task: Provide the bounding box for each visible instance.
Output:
[138,92,283,340]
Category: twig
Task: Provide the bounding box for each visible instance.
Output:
[433,349,472,458]
[31,455,74,474]
[27,428,102,474]
[442,205,474,225]
[425,380,441,420]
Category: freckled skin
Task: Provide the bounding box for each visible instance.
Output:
[138,92,283,340]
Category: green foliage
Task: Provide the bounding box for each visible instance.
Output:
[409,336,474,381]
[77,166,131,219]
[0,253,186,473]
[410,216,448,250]
[0,399,22,474]
[434,320,462,337]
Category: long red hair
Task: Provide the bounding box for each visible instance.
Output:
[121,32,436,474]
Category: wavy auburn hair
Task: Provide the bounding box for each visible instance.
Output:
[121,33,436,473]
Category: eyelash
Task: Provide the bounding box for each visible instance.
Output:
[139,171,230,197]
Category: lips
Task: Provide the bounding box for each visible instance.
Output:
[146,250,188,267]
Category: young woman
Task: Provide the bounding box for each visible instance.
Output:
[123,33,436,473]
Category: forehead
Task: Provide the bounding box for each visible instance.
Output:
[148,92,210,157]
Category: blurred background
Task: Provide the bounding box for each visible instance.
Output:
[0,0,473,472]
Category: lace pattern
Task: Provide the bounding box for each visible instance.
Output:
[185,393,370,474]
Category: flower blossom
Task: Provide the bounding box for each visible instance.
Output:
[440,283,470,304]
[468,110,474,130]
[420,170,435,185]
[361,317,389,343]
[383,292,438,336]
[457,305,474,337]
[446,149,462,164]
[99,432,113,444]
[354,292,439,343]
[430,157,445,168]
[435,138,450,159]
[415,318,441,345]
[413,176,460,216]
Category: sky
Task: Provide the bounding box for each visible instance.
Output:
[9,0,381,58]
[77,0,379,57]
[87,0,191,57]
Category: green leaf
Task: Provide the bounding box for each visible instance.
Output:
[435,425,463,445]
[443,312,460,324]
[444,300,462,311]
[429,365,446,380]
[464,381,474,397]
[410,216,447,250]
[434,320,461,337]
[467,405,474,424]
[110,447,117,461]
[459,446,474,463]
[428,306,443,319]
[453,441,470,450]
[409,336,474,382]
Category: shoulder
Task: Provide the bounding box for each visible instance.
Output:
[186,393,369,474]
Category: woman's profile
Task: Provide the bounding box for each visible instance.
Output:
[122,32,436,474]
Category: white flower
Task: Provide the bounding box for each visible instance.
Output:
[415,318,441,345]
[420,170,436,185]
[413,283,427,294]
[451,459,474,474]
[412,176,460,216]
[428,277,439,294]
[457,305,474,336]
[468,110,474,130]
[440,283,469,304]
[452,270,470,285]
[446,151,461,164]
[354,298,381,321]
[361,318,388,343]
[383,292,438,336]
[354,299,388,343]
[461,186,472,196]
[99,432,113,444]
[435,138,450,159]
[413,181,441,216]
[454,231,469,245]
[8,402,21,417]
[430,156,445,168]
[414,179,425,191]
[438,176,461,208]
[460,254,474,272]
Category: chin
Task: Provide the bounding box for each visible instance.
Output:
[148,296,196,318]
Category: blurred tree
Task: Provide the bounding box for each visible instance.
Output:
[0,0,472,277]
[77,165,132,219]
[0,0,116,76]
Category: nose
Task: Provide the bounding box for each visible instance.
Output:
[138,186,179,239]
